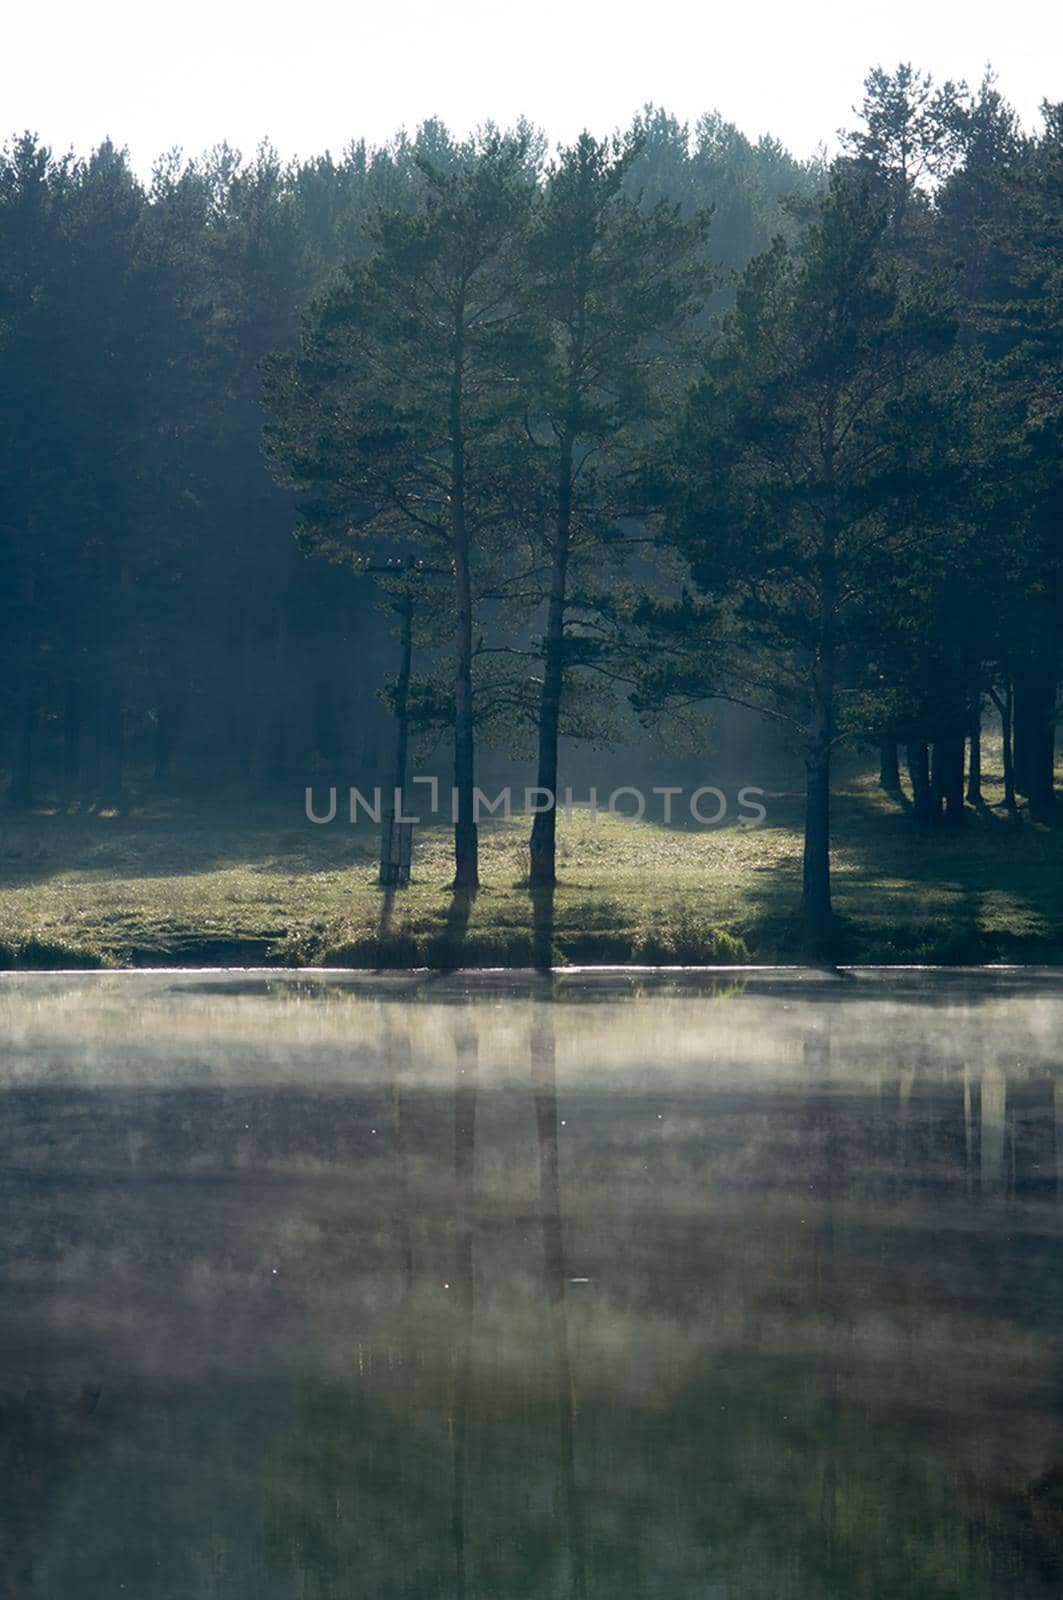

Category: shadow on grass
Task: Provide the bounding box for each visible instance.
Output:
[429,887,477,970]
[0,799,378,888]
[0,788,811,890]
[819,781,1063,964]
[320,883,481,971]
[6,774,1063,969]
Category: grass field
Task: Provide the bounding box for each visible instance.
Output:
[2,741,1061,968]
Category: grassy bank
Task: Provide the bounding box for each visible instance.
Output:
[1,754,1061,968]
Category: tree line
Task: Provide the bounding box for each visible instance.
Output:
[0,110,814,810]
[264,66,1061,937]
[2,68,1060,941]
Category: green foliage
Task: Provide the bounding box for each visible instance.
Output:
[630,907,748,964]
[2,760,1062,969]
[0,112,821,811]
[842,61,971,225]
[1,80,1060,935]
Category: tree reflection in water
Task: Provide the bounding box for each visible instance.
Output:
[3,975,1061,1598]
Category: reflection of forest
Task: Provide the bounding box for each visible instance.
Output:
[2,983,1062,1597]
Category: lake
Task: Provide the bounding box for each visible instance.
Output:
[2,969,1061,1598]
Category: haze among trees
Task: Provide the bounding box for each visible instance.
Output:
[1,66,1060,945]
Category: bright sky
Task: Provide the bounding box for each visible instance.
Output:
[5,0,1061,177]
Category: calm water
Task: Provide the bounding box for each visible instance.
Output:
[1,969,1062,1599]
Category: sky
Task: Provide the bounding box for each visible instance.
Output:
[4,0,1061,177]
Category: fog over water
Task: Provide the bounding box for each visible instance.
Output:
[2,971,1061,1596]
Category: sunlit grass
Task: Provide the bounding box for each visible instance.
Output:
[0,749,1060,966]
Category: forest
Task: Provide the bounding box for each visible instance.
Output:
[1,64,1060,951]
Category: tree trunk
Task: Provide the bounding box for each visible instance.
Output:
[258,605,290,784]
[98,691,124,803]
[803,730,833,942]
[381,591,414,888]
[803,634,834,944]
[1014,654,1056,822]
[907,740,933,824]
[392,592,413,802]
[9,699,35,810]
[1013,668,1032,797]
[933,732,966,826]
[803,487,837,950]
[63,673,82,794]
[878,739,901,793]
[450,323,478,889]
[8,561,37,809]
[153,689,180,785]
[529,432,574,889]
[991,683,1017,811]
[97,601,124,805]
[966,711,982,806]
[95,546,125,805]
[929,741,945,824]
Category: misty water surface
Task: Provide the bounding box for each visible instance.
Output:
[1,970,1061,1598]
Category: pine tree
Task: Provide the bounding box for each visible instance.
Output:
[263,131,538,887]
[512,132,708,886]
[646,171,962,943]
